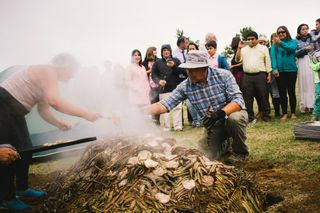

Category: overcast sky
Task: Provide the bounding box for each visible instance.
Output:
[0,0,318,71]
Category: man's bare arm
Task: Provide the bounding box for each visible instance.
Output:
[144,102,168,115]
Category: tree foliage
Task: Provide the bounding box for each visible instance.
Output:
[176,29,200,46]
[221,45,233,59]
[240,27,253,40]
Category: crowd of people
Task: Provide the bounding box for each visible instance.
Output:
[1,18,320,210]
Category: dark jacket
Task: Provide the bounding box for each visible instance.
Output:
[151,57,187,93]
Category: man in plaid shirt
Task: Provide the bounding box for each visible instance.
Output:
[145,50,249,164]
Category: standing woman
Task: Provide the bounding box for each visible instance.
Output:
[295,24,315,114]
[230,36,244,92]
[270,26,298,120]
[125,49,150,108]
[142,47,160,124]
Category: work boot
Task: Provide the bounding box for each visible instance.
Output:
[223,153,247,165]
[16,188,46,198]
[0,198,31,210]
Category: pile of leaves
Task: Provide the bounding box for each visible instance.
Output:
[41,135,265,212]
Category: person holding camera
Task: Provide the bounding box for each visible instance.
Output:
[151,44,187,131]
[146,50,249,163]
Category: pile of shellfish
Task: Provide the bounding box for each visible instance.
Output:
[41,135,264,212]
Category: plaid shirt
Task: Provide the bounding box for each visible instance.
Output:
[160,68,245,118]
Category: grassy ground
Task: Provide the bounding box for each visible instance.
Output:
[26,112,320,212]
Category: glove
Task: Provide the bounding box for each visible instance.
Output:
[202,109,226,129]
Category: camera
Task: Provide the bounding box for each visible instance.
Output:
[243,41,252,46]
[166,57,173,62]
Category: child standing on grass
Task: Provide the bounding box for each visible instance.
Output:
[311,59,320,121]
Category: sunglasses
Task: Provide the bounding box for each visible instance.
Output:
[277,31,286,35]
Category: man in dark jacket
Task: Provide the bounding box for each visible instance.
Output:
[151,44,187,131]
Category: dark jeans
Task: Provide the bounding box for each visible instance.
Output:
[0,153,32,200]
[243,72,270,121]
[0,87,32,201]
[275,72,297,114]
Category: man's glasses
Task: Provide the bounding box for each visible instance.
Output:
[277,31,286,35]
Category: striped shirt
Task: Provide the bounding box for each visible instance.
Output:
[160,68,245,118]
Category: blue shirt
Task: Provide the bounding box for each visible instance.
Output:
[160,68,245,118]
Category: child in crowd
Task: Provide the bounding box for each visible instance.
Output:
[205,40,229,70]
[311,57,320,121]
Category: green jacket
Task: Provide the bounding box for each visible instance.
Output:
[270,39,298,72]
[311,62,320,83]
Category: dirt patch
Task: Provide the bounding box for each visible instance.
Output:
[242,160,320,212]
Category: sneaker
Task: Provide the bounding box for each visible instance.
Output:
[0,198,31,210]
[174,128,183,132]
[291,113,297,119]
[255,112,262,119]
[280,114,288,121]
[262,117,271,122]
[163,127,171,132]
[16,188,46,198]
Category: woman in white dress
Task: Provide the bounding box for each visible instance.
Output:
[295,24,315,114]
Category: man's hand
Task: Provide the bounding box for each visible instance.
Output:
[166,60,175,68]
[202,109,226,129]
[0,147,19,166]
[84,111,102,122]
[273,71,280,77]
[267,73,272,83]
[159,80,167,87]
[58,121,73,131]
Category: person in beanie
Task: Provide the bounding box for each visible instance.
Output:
[146,50,249,164]
[151,44,187,131]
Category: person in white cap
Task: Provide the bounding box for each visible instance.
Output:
[145,50,249,164]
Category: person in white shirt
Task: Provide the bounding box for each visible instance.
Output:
[173,36,188,63]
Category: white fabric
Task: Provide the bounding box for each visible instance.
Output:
[159,92,182,130]
[172,47,186,64]
[0,68,43,111]
[297,55,315,111]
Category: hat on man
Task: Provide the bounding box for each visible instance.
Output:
[258,35,268,43]
[179,50,209,69]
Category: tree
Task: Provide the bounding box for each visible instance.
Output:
[176,29,200,46]
[240,27,254,40]
[222,45,233,59]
